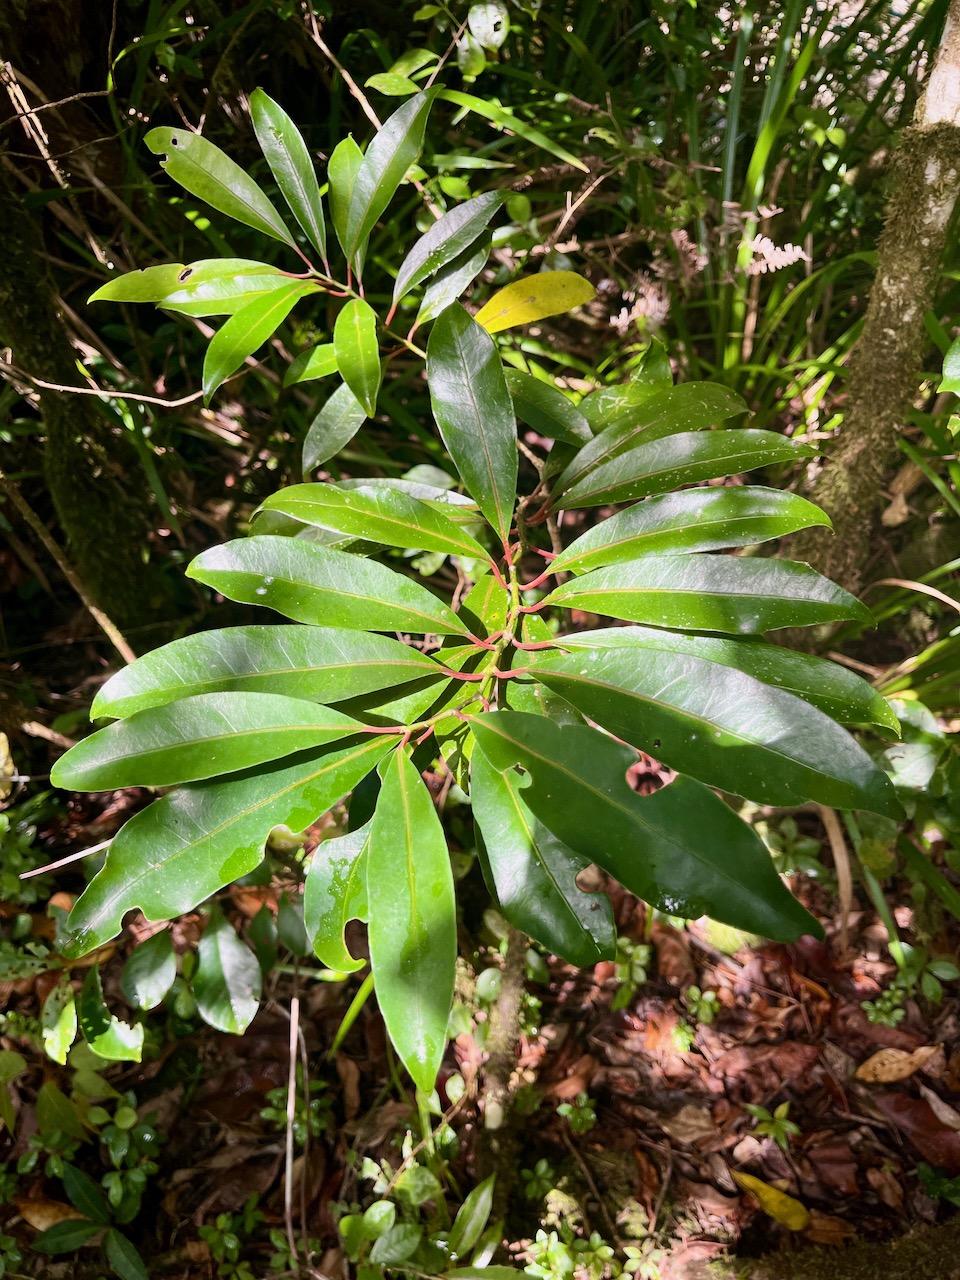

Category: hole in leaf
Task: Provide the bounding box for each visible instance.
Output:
[178,267,193,282]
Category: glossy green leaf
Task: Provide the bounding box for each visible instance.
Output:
[554,383,750,497]
[33,1220,101,1253]
[188,535,471,635]
[194,908,262,1035]
[203,281,315,402]
[475,271,595,334]
[345,91,437,262]
[120,929,177,1011]
[104,1229,149,1280]
[438,89,589,172]
[303,381,368,472]
[532,646,900,815]
[89,263,185,304]
[542,554,872,632]
[62,1164,110,1224]
[335,476,477,508]
[161,259,293,317]
[53,693,367,790]
[941,335,960,394]
[417,238,490,325]
[427,303,517,543]
[258,483,488,560]
[303,823,370,973]
[471,750,615,965]
[250,88,327,261]
[393,191,505,304]
[505,370,591,445]
[92,625,444,719]
[41,982,78,1066]
[63,735,392,954]
[469,713,819,942]
[448,1174,496,1259]
[144,126,294,246]
[557,626,899,732]
[367,750,456,1092]
[78,967,144,1062]
[328,135,365,263]
[551,487,830,574]
[558,429,814,509]
[285,342,338,387]
[334,299,382,416]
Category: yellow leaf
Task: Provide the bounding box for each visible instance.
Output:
[474,271,595,333]
[0,733,14,801]
[732,1171,811,1231]
[854,1044,941,1084]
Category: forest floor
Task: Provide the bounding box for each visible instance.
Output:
[4,747,960,1279]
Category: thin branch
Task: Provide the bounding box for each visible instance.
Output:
[819,806,853,958]
[20,841,111,880]
[1,362,206,409]
[284,992,301,1271]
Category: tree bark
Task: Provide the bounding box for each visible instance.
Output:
[791,1,960,594]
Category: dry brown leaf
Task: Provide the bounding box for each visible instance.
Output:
[854,1044,941,1083]
[803,1210,856,1245]
[14,1198,89,1232]
[866,1164,904,1211]
[661,1103,716,1147]
[650,919,696,989]
[917,1082,960,1131]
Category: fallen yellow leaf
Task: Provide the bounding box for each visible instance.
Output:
[14,1197,89,1232]
[732,1171,811,1231]
[854,1044,941,1084]
[474,271,595,333]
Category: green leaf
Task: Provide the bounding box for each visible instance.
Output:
[393,191,505,304]
[470,1,510,49]
[194,908,262,1035]
[36,1081,86,1140]
[33,1219,101,1253]
[370,1223,424,1265]
[303,382,368,472]
[532,646,900,815]
[556,626,899,732]
[471,751,615,965]
[345,91,437,263]
[427,303,517,543]
[551,487,830,574]
[0,1048,26,1134]
[78,967,144,1062]
[89,263,185,304]
[941,335,960,394]
[144,127,294,245]
[417,238,490,325]
[554,382,750,498]
[328,135,365,262]
[250,88,327,261]
[63,735,392,955]
[91,625,444,719]
[558,430,814,509]
[367,750,456,1092]
[62,1164,110,1224]
[448,1174,496,1259]
[541,555,872,632]
[104,1229,149,1280]
[438,89,589,172]
[53,693,368,790]
[447,1270,524,1279]
[285,343,338,387]
[120,929,177,1011]
[334,299,382,417]
[258,483,488,560]
[504,370,591,445]
[41,982,78,1066]
[474,271,595,333]
[188,536,471,635]
[303,823,370,972]
[161,259,294,317]
[202,281,316,402]
[469,712,819,942]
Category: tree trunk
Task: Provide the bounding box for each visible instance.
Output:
[791,1,960,594]
[0,170,165,625]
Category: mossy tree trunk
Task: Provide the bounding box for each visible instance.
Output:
[0,169,163,625]
[792,1,960,594]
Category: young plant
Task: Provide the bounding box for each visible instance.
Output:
[556,1092,597,1135]
[744,1101,802,1153]
[56,91,901,1096]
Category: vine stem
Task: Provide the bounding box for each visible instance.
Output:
[0,467,136,664]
